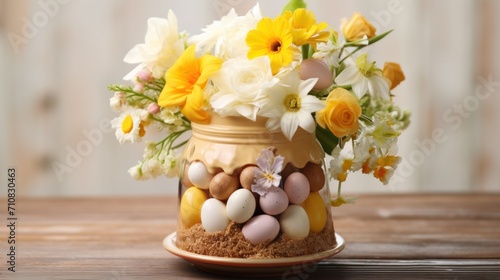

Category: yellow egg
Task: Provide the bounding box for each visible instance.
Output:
[180,187,208,228]
[302,192,327,233]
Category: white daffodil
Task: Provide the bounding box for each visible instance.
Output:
[259,70,324,140]
[210,56,278,121]
[335,54,390,100]
[312,39,344,68]
[189,4,261,60]
[123,10,184,80]
[110,109,148,144]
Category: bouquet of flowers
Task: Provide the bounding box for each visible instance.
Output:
[108,0,410,206]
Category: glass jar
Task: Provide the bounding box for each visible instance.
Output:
[175,114,337,258]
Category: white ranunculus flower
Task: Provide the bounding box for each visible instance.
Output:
[210,56,278,121]
[189,4,261,59]
[123,10,184,80]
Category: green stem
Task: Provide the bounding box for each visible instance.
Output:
[337,181,342,198]
[302,44,310,60]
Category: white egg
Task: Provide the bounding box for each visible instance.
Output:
[226,189,256,223]
[187,161,213,189]
[201,198,229,233]
[279,205,310,239]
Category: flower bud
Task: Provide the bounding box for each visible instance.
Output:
[383,62,405,90]
[147,103,161,115]
[138,69,152,82]
[341,12,376,42]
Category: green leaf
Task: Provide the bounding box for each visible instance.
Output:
[282,0,306,13]
[316,125,339,155]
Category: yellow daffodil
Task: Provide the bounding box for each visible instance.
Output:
[158,45,222,124]
[283,8,329,47]
[246,16,295,74]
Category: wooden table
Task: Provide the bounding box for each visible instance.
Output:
[1,194,499,279]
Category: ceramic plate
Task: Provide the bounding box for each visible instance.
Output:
[163,232,345,276]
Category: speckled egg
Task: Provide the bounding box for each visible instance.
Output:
[284,172,310,204]
[226,189,256,223]
[239,166,257,190]
[302,192,327,233]
[281,163,299,182]
[259,187,289,215]
[180,187,208,228]
[201,198,229,233]
[301,162,325,192]
[299,59,333,90]
[187,161,213,190]
[209,172,239,200]
[242,215,280,245]
[279,205,310,239]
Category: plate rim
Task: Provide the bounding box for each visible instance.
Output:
[163,231,345,268]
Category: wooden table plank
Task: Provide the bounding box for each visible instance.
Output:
[0,194,499,279]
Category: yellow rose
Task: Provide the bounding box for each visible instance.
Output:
[383,62,405,90]
[341,12,376,42]
[316,88,361,138]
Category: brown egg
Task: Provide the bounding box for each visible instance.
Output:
[209,172,239,200]
[239,165,257,190]
[301,162,325,192]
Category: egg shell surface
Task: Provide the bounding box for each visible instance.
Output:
[301,162,325,192]
[239,166,257,190]
[180,187,208,228]
[284,172,310,204]
[209,172,239,200]
[279,205,310,239]
[187,161,213,190]
[226,189,256,223]
[201,198,230,232]
[259,186,289,215]
[299,59,333,90]
[242,215,280,245]
[302,192,327,233]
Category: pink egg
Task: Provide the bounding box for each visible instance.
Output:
[299,59,333,90]
[242,215,280,245]
[284,172,310,204]
[259,187,289,215]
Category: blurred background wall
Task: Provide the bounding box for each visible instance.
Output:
[1,0,499,197]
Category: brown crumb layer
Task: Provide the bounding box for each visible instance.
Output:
[177,221,337,258]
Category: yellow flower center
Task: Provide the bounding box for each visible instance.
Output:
[284,94,301,112]
[121,115,133,134]
[356,54,377,76]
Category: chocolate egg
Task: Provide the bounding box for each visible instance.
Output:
[180,187,208,228]
[239,166,257,190]
[299,59,333,90]
[242,215,280,245]
[284,172,310,204]
[259,187,289,215]
[279,205,310,239]
[187,161,213,190]
[301,162,325,192]
[201,198,229,232]
[302,192,327,233]
[226,189,256,223]
[209,172,239,200]
[281,163,299,183]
